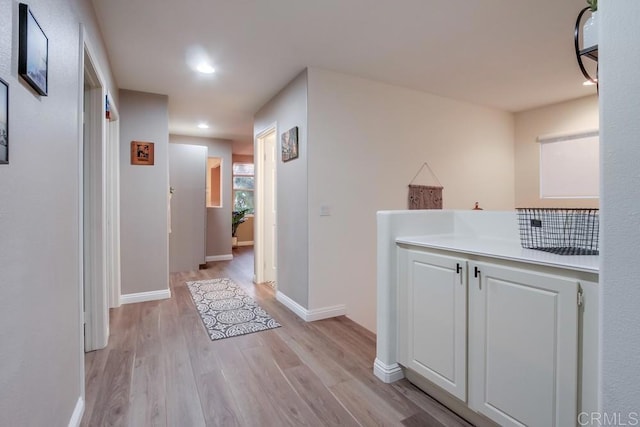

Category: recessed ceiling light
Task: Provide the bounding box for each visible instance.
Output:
[197,123,210,129]
[196,63,216,74]
[583,79,597,86]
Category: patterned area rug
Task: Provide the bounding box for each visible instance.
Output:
[186,278,281,341]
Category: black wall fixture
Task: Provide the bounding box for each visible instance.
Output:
[574,6,599,88]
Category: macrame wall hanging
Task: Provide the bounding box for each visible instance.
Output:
[408,162,443,210]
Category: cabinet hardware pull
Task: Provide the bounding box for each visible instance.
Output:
[474,266,481,289]
[456,263,462,274]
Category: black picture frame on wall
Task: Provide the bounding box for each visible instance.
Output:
[281,126,299,162]
[0,78,8,164]
[18,3,48,96]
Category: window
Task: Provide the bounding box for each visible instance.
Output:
[233,163,254,213]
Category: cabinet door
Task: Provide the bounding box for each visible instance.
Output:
[398,249,467,401]
[468,261,578,427]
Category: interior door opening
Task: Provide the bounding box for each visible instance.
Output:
[82,47,109,351]
[256,127,277,288]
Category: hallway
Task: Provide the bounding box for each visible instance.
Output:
[82,247,470,426]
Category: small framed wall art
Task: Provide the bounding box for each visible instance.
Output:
[18,3,48,96]
[131,141,155,165]
[0,78,8,164]
[281,126,298,162]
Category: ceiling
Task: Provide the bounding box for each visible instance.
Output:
[91,0,595,155]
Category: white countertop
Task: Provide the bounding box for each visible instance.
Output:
[396,234,599,274]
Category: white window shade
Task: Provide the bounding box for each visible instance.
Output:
[539,130,599,199]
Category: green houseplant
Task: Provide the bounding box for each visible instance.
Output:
[232,209,249,246]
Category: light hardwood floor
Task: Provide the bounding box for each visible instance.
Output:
[82,247,472,427]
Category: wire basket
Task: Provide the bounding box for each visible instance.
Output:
[516,208,599,255]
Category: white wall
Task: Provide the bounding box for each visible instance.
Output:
[0,0,116,425]
[168,144,207,272]
[254,70,309,308]
[170,134,233,258]
[119,90,169,295]
[515,95,599,208]
[307,68,515,331]
[599,0,640,415]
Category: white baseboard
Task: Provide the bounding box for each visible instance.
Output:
[68,397,84,427]
[373,358,405,383]
[120,289,171,305]
[206,254,233,262]
[307,304,347,321]
[276,291,308,320]
[275,291,346,322]
[237,241,254,247]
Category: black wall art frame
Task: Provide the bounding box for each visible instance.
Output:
[18,3,48,96]
[281,126,299,162]
[0,78,8,164]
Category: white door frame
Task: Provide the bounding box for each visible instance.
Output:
[255,124,277,285]
[105,91,121,309]
[78,26,110,355]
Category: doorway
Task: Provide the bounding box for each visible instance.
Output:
[168,144,207,273]
[256,126,277,286]
[81,42,110,352]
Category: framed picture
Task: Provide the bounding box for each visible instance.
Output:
[18,3,48,96]
[281,126,299,162]
[0,78,8,164]
[131,141,155,165]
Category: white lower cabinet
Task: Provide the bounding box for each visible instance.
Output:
[467,261,578,427]
[397,249,468,401]
[398,247,592,427]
